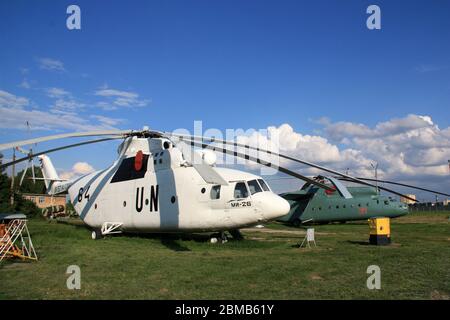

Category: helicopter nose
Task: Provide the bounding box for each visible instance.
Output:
[399,204,409,216]
[259,193,291,220]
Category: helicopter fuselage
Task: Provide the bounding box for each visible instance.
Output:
[66,137,289,233]
[278,181,409,225]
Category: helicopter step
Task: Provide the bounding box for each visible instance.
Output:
[91,222,123,240]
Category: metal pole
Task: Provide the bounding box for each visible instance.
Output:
[375,163,378,194]
[10,148,15,206]
[371,162,379,195]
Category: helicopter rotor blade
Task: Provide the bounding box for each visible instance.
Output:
[339,177,450,198]
[0,137,122,170]
[186,138,335,192]
[169,133,421,202]
[0,130,135,151]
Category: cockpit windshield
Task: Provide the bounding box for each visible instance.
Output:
[234,182,249,199]
[248,179,262,195]
[258,179,270,191]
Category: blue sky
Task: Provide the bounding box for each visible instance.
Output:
[1,0,449,198]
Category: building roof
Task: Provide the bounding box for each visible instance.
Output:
[21,193,66,198]
[0,213,27,220]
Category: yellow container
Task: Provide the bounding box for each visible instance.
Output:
[368,218,391,245]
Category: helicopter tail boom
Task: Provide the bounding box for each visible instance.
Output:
[38,155,59,189]
[38,154,75,195]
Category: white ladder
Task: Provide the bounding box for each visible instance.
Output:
[0,219,37,262]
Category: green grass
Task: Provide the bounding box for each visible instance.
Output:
[0,211,449,300]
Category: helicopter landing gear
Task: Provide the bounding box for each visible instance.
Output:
[210,231,228,244]
[91,222,123,240]
[91,229,103,240]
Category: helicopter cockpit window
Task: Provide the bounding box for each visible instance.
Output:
[257,179,270,191]
[210,185,221,200]
[234,182,249,199]
[111,154,149,183]
[248,179,262,195]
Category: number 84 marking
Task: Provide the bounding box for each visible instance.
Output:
[78,186,91,202]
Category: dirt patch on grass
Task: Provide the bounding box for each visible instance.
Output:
[430,290,450,300]
[310,273,324,281]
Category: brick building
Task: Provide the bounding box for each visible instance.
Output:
[22,193,67,213]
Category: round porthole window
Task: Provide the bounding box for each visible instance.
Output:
[171,196,176,203]
[201,188,206,194]
[145,199,149,205]
[123,201,127,207]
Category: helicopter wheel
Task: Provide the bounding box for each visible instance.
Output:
[219,231,228,243]
[91,229,103,240]
[210,232,228,244]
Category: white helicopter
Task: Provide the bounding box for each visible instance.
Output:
[1,128,295,241]
[0,127,422,241]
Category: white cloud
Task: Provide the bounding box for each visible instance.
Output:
[44,87,89,113]
[19,79,31,89]
[95,101,117,111]
[95,86,150,109]
[0,90,29,108]
[0,105,116,131]
[90,115,125,127]
[318,114,450,187]
[95,88,138,99]
[60,162,95,180]
[37,58,65,72]
[51,98,85,112]
[46,87,70,98]
[73,162,95,174]
[0,89,123,131]
[232,116,450,198]
[234,123,375,178]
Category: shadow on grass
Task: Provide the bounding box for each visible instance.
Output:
[55,218,88,230]
[54,219,250,251]
[347,240,370,246]
[125,232,216,251]
[160,238,191,251]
